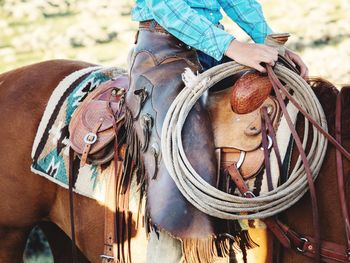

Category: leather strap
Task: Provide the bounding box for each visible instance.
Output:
[227,164,291,248]
[139,20,168,34]
[80,116,105,167]
[261,67,350,262]
[261,106,283,176]
[68,147,79,263]
[277,55,301,75]
[266,64,321,262]
[261,108,273,191]
[277,221,350,262]
[268,87,350,262]
[267,66,350,162]
[301,236,350,263]
[101,100,123,263]
[101,160,117,263]
[229,160,350,263]
[336,90,350,254]
[227,164,252,197]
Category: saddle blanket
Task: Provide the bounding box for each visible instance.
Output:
[31,66,125,201]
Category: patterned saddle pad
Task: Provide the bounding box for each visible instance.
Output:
[31,66,126,200]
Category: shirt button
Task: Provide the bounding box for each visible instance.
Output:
[210,12,213,16]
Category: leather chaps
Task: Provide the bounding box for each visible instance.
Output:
[127,27,218,239]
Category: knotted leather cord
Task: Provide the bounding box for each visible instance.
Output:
[161,61,328,220]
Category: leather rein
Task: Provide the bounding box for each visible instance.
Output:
[227,63,350,262]
[263,64,350,262]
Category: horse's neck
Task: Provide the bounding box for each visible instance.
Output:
[281,80,350,262]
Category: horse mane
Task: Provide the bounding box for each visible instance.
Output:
[308,77,339,136]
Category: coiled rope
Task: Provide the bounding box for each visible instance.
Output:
[161,61,328,220]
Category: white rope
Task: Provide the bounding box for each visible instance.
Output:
[161,61,328,220]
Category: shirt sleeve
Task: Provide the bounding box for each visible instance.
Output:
[218,0,273,43]
[144,0,235,61]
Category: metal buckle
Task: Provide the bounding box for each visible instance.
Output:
[296,237,309,253]
[100,255,114,261]
[243,191,256,198]
[84,132,97,144]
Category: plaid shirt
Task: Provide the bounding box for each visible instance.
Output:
[132,0,273,61]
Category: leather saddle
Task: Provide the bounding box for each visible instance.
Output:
[68,67,280,175]
[69,75,129,166]
[208,78,281,179]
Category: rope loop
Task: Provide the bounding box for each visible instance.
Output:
[161,61,327,220]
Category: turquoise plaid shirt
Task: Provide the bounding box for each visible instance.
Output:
[132,0,273,61]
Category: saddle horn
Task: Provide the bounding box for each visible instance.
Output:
[230,71,273,114]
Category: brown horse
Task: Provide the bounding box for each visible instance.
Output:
[0,60,144,263]
[0,59,348,263]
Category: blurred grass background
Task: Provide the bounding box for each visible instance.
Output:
[0,0,349,262]
[1,0,350,84]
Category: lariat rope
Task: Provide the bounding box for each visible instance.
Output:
[161,61,328,220]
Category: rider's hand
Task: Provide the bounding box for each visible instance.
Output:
[224,39,278,73]
[285,49,309,79]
